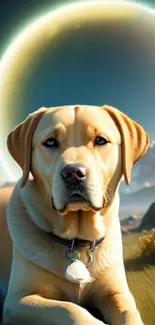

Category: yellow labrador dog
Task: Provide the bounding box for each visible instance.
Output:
[0,105,149,325]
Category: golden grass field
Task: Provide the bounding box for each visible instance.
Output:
[123,233,155,325]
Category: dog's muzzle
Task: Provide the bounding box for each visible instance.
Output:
[52,163,105,213]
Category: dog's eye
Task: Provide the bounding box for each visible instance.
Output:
[43,137,58,148]
[94,136,108,146]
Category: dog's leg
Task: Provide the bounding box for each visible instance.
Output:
[118,309,144,325]
[94,290,144,325]
[108,292,144,325]
[91,261,144,325]
[3,294,105,325]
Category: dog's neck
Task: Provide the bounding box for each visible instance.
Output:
[7,181,122,278]
[21,180,120,242]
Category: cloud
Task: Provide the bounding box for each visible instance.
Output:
[120,141,155,194]
[144,181,151,187]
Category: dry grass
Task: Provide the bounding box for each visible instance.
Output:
[123,233,155,325]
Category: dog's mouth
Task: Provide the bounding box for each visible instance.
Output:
[52,191,103,215]
[69,193,88,202]
[66,193,91,212]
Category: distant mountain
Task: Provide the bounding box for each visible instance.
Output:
[121,215,138,225]
[119,141,155,194]
[0,163,8,187]
[0,181,15,188]
[139,202,155,231]
[120,185,155,217]
[0,162,17,188]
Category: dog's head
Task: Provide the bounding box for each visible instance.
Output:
[7,105,149,216]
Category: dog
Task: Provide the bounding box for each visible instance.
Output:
[0,105,149,325]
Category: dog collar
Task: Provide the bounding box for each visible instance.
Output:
[47,232,104,249]
[47,232,105,283]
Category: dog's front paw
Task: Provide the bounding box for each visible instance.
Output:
[118,310,144,325]
[92,321,107,325]
[84,319,107,325]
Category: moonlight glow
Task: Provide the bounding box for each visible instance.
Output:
[0,0,155,181]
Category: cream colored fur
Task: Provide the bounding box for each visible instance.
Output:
[0,105,149,325]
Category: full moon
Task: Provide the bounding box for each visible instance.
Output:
[0,1,155,181]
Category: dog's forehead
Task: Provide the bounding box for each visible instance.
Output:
[33,105,121,141]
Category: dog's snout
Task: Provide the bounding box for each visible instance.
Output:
[61,164,87,184]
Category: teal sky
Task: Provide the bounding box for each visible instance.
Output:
[0,0,155,187]
[0,0,155,142]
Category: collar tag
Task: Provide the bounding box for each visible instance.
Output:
[64,240,95,284]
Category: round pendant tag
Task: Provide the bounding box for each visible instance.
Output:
[64,258,94,284]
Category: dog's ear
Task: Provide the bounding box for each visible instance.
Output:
[7,107,47,188]
[102,105,149,185]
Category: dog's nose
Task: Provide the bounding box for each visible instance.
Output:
[61,164,87,184]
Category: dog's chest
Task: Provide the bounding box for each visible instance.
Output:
[61,280,93,305]
[39,267,93,305]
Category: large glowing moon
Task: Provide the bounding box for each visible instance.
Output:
[0,1,155,181]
